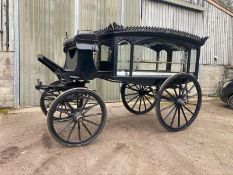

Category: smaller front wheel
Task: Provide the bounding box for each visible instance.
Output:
[156,73,202,132]
[47,88,107,147]
[121,83,156,115]
[40,81,61,115]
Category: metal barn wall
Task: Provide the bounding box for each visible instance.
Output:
[19,0,75,106]
[182,0,204,6]
[0,0,14,51]
[202,1,233,65]
[142,0,233,65]
[78,0,140,102]
[0,0,14,107]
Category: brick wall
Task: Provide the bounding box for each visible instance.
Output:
[0,52,14,107]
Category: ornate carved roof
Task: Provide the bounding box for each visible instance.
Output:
[95,22,208,45]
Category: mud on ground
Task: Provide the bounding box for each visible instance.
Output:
[0,100,233,175]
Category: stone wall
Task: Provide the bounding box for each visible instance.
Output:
[0,52,14,107]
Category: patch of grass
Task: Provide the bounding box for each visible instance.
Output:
[0,108,9,115]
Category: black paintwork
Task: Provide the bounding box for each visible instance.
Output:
[220,79,233,103]
[36,22,208,90]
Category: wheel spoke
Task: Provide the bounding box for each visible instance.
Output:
[125,92,138,96]
[67,122,77,141]
[139,97,142,112]
[127,94,139,103]
[165,90,175,100]
[182,84,195,98]
[160,103,175,111]
[76,95,79,109]
[78,121,81,141]
[161,95,173,102]
[83,118,99,126]
[82,122,92,136]
[178,107,180,127]
[80,95,90,113]
[163,106,176,120]
[181,80,189,96]
[126,85,138,91]
[82,103,99,115]
[187,94,197,99]
[84,113,102,118]
[180,106,188,123]
[170,107,178,127]
[57,120,74,134]
[53,117,73,123]
[135,85,140,90]
[173,88,178,98]
[132,96,140,110]
[56,107,70,114]
[142,96,147,110]
[186,102,197,106]
[144,95,152,105]
[183,105,194,115]
[65,102,74,110]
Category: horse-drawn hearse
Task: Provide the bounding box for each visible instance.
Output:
[35,23,208,147]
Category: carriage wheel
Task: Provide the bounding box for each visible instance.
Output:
[40,81,61,115]
[156,73,202,132]
[47,88,107,147]
[121,83,156,115]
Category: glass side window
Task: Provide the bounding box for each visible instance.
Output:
[64,48,77,71]
[189,49,197,73]
[117,40,131,76]
[171,50,188,72]
[133,39,188,76]
[101,45,111,61]
[158,50,167,71]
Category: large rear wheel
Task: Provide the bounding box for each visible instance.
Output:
[156,73,202,132]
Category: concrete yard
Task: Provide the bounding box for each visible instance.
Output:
[0,100,233,175]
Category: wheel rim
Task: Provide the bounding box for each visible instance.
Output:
[157,74,201,131]
[48,89,106,146]
[229,96,233,109]
[121,84,156,114]
[41,90,60,115]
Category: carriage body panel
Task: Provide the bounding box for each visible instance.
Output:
[60,23,207,85]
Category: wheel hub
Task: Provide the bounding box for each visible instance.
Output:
[176,98,185,106]
[139,90,148,96]
[73,111,83,122]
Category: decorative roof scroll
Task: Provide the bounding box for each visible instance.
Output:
[95,22,208,45]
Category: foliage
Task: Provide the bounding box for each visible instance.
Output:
[218,0,233,12]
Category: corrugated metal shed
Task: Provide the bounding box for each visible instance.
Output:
[142,0,233,65]
[0,0,14,51]
[202,1,233,65]
[18,0,233,106]
[19,0,75,106]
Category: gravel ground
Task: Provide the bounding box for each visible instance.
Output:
[0,100,233,175]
